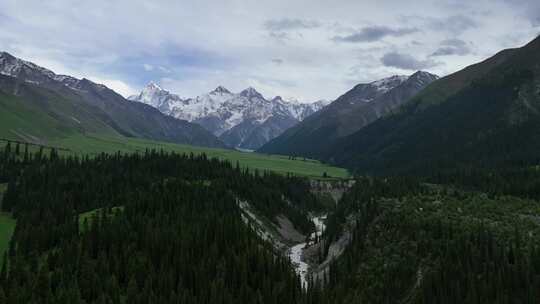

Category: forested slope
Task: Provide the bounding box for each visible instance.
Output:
[0,148,325,303]
[318,177,540,303]
[0,143,539,303]
[323,36,540,175]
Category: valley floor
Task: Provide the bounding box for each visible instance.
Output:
[0,134,349,179]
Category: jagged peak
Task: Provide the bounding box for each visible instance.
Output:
[240,87,263,99]
[370,75,408,85]
[210,85,231,94]
[314,99,331,106]
[367,75,408,94]
[0,51,15,60]
[0,51,32,69]
[409,70,439,80]
[144,81,164,91]
[80,78,95,84]
[271,96,285,102]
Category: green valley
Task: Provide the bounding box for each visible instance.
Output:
[0,84,348,179]
[0,134,349,178]
[1,6,540,303]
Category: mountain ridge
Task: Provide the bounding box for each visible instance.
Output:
[129,83,329,149]
[324,35,540,174]
[0,52,226,148]
[258,71,438,157]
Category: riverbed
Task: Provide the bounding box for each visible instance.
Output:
[288,214,326,288]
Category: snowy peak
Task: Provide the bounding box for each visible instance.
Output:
[0,51,15,63]
[129,81,184,113]
[146,81,163,91]
[240,87,264,99]
[346,75,407,104]
[271,96,285,103]
[0,51,102,92]
[407,70,439,86]
[312,99,331,108]
[129,82,330,149]
[370,75,409,93]
[343,72,438,105]
[210,85,231,95]
[0,51,56,81]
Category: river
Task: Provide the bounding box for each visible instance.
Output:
[288,214,326,288]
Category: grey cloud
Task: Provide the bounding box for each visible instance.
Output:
[528,12,540,26]
[265,18,320,43]
[332,26,418,43]
[381,52,440,70]
[429,15,477,34]
[271,58,283,65]
[264,18,321,31]
[431,39,472,56]
[500,0,540,26]
[268,31,290,42]
[2,0,536,101]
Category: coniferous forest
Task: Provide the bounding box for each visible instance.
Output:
[321,177,540,303]
[1,143,540,303]
[1,3,540,303]
[0,146,318,303]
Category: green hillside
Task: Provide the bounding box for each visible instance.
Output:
[0,88,118,141]
[321,177,540,303]
[325,35,540,174]
[258,72,438,160]
[0,88,348,179]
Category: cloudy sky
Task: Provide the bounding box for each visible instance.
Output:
[0,0,538,101]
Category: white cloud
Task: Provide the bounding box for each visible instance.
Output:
[158,66,171,73]
[143,64,154,71]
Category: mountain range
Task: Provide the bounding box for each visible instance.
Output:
[0,52,225,148]
[258,71,439,157]
[129,83,329,149]
[319,35,540,174]
[4,34,539,175]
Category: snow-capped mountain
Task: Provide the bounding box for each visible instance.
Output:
[258,71,439,157]
[129,83,329,149]
[0,51,83,89]
[0,51,226,148]
[128,81,186,114]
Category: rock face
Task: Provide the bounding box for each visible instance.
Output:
[0,51,226,148]
[129,84,329,149]
[258,71,439,158]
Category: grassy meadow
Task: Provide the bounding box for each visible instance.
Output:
[1,134,349,179]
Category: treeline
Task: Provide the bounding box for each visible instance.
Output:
[318,177,540,303]
[0,141,42,184]
[1,146,321,233]
[322,176,424,251]
[427,166,540,201]
[3,143,540,303]
[0,148,326,303]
